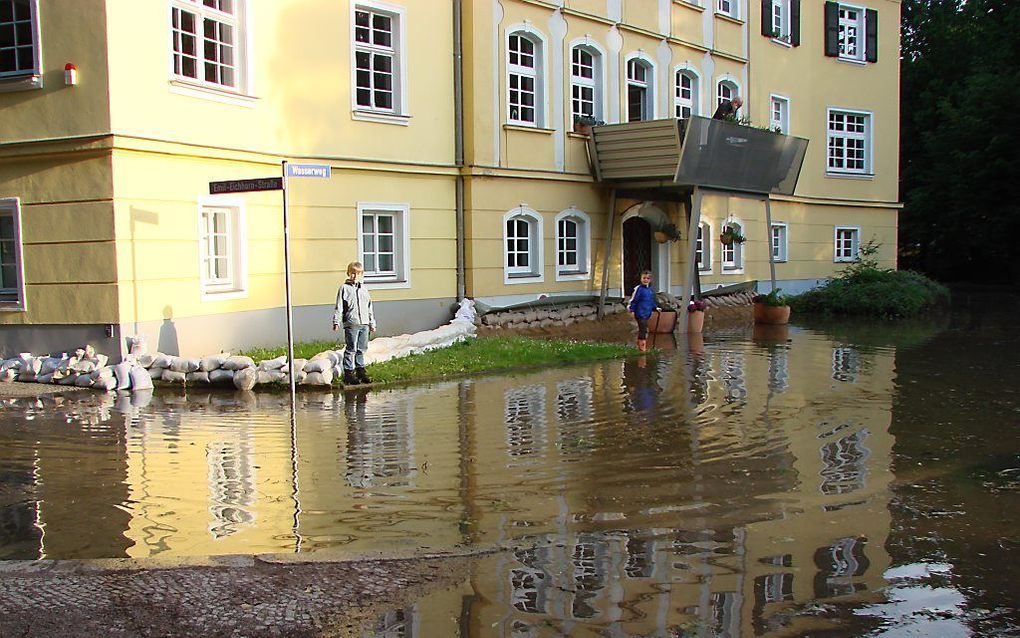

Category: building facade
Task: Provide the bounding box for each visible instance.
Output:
[0,0,900,357]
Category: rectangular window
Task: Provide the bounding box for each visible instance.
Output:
[171,0,245,91]
[571,47,597,120]
[354,6,399,112]
[0,0,38,78]
[772,0,787,37]
[508,34,538,125]
[771,223,788,262]
[358,203,409,286]
[199,204,244,295]
[770,95,789,133]
[838,4,864,61]
[717,0,736,18]
[834,226,859,262]
[827,109,871,175]
[675,72,696,119]
[0,198,26,310]
[506,218,531,273]
[696,224,711,272]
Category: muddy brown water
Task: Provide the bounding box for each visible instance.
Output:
[2,290,1019,636]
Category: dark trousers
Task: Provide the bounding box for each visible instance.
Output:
[635,316,649,340]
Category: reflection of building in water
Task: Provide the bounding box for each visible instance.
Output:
[345,392,415,489]
[832,346,861,383]
[767,349,789,393]
[819,428,871,496]
[365,606,417,638]
[504,385,547,464]
[813,536,870,598]
[206,435,256,538]
[720,351,747,403]
[511,546,551,614]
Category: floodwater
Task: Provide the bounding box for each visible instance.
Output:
[2,290,1019,637]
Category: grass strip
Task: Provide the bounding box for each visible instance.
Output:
[239,336,637,386]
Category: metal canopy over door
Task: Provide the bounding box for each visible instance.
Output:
[622,217,652,295]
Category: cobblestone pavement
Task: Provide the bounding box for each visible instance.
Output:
[0,550,489,637]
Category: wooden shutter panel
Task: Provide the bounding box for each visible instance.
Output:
[865,8,879,62]
[761,0,772,37]
[791,0,801,46]
[824,1,839,57]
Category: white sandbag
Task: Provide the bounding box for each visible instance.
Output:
[282,358,307,374]
[302,369,334,386]
[92,354,109,369]
[57,373,78,386]
[39,356,63,376]
[257,356,287,371]
[302,359,331,374]
[18,356,42,375]
[161,370,186,384]
[232,367,258,391]
[129,366,154,391]
[209,369,235,384]
[310,350,341,365]
[222,355,255,371]
[137,354,156,368]
[150,353,173,368]
[147,367,164,381]
[113,362,133,390]
[71,360,97,374]
[284,371,307,385]
[200,354,230,372]
[128,336,147,357]
[36,372,55,384]
[452,298,477,324]
[55,357,77,375]
[0,368,16,383]
[257,370,286,384]
[1,358,20,371]
[17,370,38,382]
[75,375,95,388]
[168,357,200,373]
[91,366,114,381]
[93,377,117,392]
[83,345,96,360]
[186,371,210,384]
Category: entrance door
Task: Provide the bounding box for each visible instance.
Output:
[623,217,652,296]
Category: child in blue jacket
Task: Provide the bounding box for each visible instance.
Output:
[628,270,656,352]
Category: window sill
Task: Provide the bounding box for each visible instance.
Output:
[364,277,411,290]
[169,80,258,107]
[836,56,867,66]
[352,109,412,126]
[769,37,794,48]
[503,123,555,135]
[566,131,591,140]
[201,288,249,302]
[0,302,27,312]
[826,171,875,181]
[714,12,744,25]
[721,267,745,275]
[673,1,705,12]
[506,271,544,285]
[0,73,42,93]
[556,270,590,282]
[834,258,859,264]
[698,268,713,275]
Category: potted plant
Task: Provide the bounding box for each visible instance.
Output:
[720,224,746,246]
[752,288,791,325]
[687,298,707,333]
[647,292,680,333]
[653,222,682,244]
[572,114,604,135]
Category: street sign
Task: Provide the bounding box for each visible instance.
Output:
[286,163,331,179]
[209,177,283,194]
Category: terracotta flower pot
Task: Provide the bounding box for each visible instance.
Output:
[753,302,791,325]
[687,309,705,333]
[573,123,593,136]
[720,235,734,246]
[646,310,677,333]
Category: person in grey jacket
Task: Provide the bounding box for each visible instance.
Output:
[332,261,376,385]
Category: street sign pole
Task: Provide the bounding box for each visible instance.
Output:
[281,161,297,398]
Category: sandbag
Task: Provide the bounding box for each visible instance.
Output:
[147,367,165,381]
[186,371,210,384]
[222,355,255,371]
[233,367,257,391]
[93,377,118,392]
[310,350,341,365]
[74,375,95,388]
[161,370,186,384]
[257,356,287,371]
[137,354,156,368]
[113,363,132,390]
[92,354,109,369]
[150,353,173,368]
[302,359,331,374]
[1,358,20,371]
[130,367,154,391]
[282,358,307,374]
[91,366,114,381]
[284,371,307,385]
[57,373,78,386]
[128,336,147,357]
[39,356,63,376]
[302,369,334,386]
[0,369,16,383]
[200,354,230,372]
[209,369,235,384]
[71,360,97,374]
[36,372,55,384]
[169,357,200,373]
[257,370,286,384]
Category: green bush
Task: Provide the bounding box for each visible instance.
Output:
[788,241,950,317]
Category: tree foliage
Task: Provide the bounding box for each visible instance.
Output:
[900,0,1020,282]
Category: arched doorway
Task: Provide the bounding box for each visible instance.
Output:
[623,216,652,294]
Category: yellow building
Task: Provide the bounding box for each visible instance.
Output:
[0,0,900,357]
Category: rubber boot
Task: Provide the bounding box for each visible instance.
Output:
[355,366,372,384]
[637,339,647,352]
[343,369,359,386]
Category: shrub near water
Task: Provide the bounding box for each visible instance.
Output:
[788,241,950,317]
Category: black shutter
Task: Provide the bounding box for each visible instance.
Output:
[865,8,879,62]
[761,0,772,37]
[824,1,839,57]
[791,0,801,46]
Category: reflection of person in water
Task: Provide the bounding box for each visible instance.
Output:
[622,356,659,413]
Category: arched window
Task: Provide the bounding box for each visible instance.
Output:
[675,69,699,119]
[507,30,544,126]
[721,220,744,272]
[696,221,712,272]
[503,207,544,283]
[570,45,603,122]
[555,208,591,280]
[626,57,654,122]
[717,79,740,115]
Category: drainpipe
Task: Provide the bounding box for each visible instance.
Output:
[454,0,466,301]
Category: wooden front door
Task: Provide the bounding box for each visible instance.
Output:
[623,217,652,296]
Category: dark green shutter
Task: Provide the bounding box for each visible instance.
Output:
[761,0,772,37]
[791,0,801,46]
[824,1,839,57]
[865,8,878,62]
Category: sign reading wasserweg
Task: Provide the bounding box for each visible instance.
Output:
[286,164,331,179]
[209,177,283,194]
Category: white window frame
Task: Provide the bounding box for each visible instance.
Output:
[0,0,42,91]
[771,222,788,263]
[716,78,741,117]
[554,208,591,281]
[697,220,713,273]
[569,41,605,123]
[826,108,873,176]
[169,0,250,95]
[506,26,547,127]
[837,3,866,62]
[721,219,744,274]
[625,54,656,122]
[674,67,700,120]
[503,206,544,284]
[834,226,860,263]
[356,202,411,289]
[771,0,792,41]
[198,196,248,300]
[769,94,790,134]
[0,197,27,311]
[350,1,409,125]
[716,0,738,19]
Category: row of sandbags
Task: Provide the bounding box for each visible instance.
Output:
[0,346,153,392]
[135,350,340,389]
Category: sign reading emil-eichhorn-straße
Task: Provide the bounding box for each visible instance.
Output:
[208,177,284,195]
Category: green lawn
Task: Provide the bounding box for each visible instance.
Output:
[239,336,637,387]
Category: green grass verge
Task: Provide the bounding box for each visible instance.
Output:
[240,336,637,387]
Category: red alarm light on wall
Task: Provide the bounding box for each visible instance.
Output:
[64,63,78,86]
